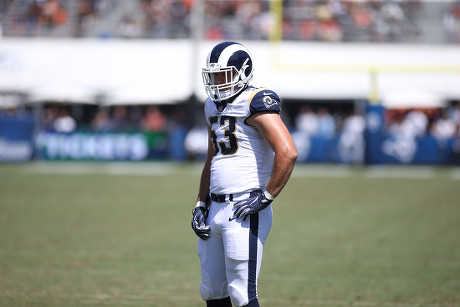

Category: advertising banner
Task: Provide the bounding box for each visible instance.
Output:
[0,114,36,162]
[379,135,459,165]
[364,104,385,164]
[37,131,168,161]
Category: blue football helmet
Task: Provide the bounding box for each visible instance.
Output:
[202,42,254,102]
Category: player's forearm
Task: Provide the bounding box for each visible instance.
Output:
[197,126,215,203]
[197,158,212,203]
[265,147,297,198]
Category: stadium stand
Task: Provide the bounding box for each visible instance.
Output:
[1,0,459,43]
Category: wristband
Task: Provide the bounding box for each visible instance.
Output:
[263,190,274,201]
[196,201,206,208]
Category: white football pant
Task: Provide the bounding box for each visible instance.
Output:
[197,193,272,307]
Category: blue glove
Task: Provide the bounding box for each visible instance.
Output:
[231,190,273,221]
[191,205,210,240]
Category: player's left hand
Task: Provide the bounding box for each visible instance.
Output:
[231,190,273,221]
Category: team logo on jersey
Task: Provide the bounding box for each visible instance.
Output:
[263,95,278,109]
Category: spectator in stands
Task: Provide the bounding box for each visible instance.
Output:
[315,0,343,42]
[387,111,405,137]
[431,111,457,139]
[349,2,374,41]
[380,0,405,42]
[42,105,58,132]
[290,1,316,40]
[235,0,265,39]
[0,0,434,43]
[317,107,335,138]
[203,0,234,39]
[53,107,76,133]
[184,124,208,161]
[128,106,143,131]
[140,0,190,38]
[25,0,42,35]
[109,105,130,131]
[404,109,428,138]
[387,109,428,139]
[451,103,460,129]
[443,0,460,43]
[75,0,96,37]
[141,105,166,132]
[142,0,171,38]
[40,0,67,29]
[338,111,365,164]
[117,15,144,39]
[451,103,460,141]
[90,109,111,132]
[400,0,423,40]
[0,0,11,13]
[295,105,319,136]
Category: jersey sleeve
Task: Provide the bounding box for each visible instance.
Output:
[248,88,281,116]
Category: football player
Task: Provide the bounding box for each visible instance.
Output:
[191,41,298,307]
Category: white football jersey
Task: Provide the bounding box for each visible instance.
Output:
[204,86,281,194]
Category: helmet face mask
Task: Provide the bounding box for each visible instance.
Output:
[202,66,243,101]
[202,42,254,102]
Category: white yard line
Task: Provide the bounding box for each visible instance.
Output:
[364,167,436,179]
[20,162,460,180]
[22,162,175,176]
[293,164,460,180]
[291,165,353,178]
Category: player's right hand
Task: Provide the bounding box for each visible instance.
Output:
[231,189,273,221]
[191,207,210,240]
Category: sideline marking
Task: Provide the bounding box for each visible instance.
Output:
[291,165,460,180]
[22,162,174,176]
[19,162,460,180]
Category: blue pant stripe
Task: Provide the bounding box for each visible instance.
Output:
[248,213,259,301]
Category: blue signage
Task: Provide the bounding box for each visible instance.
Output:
[0,114,36,161]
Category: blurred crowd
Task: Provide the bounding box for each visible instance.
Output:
[204,0,425,42]
[17,101,456,161]
[292,103,460,140]
[41,104,187,133]
[1,100,459,164]
[1,0,459,43]
[1,0,112,36]
[34,102,460,137]
[386,103,460,140]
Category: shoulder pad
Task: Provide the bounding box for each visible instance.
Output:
[248,88,281,115]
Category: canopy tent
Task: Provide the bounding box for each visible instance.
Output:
[102,81,190,106]
[0,94,22,108]
[27,83,100,104]
[1,39,459,106]
[380,89,447,109]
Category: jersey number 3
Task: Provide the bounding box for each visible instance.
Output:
[210,116,237,156]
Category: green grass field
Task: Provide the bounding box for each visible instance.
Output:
[0,162,459,307]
